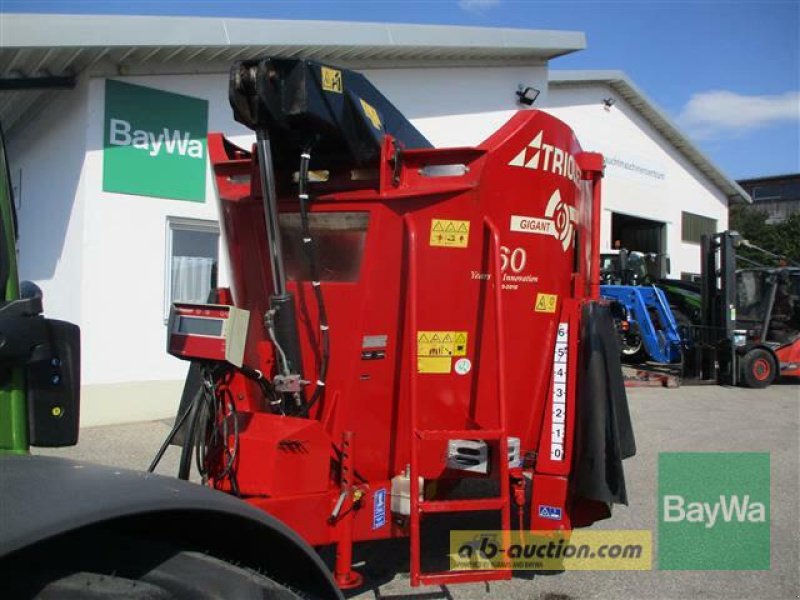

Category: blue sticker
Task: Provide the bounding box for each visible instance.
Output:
[373,488,387,529]
[538,504,562,520]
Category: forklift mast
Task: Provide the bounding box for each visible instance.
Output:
[699,231,738,384]
[165,58,635,588]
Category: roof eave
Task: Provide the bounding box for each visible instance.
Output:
[0,13,586,62]
[549,70,752,205]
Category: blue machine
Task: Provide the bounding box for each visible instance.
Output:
[600,249,683,364]
[601,284,682,364]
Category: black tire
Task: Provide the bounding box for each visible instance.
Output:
[620,331,648,364]
[6,536,305,600]
[739,348,777,389]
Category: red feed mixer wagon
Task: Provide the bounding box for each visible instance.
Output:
[164,58,635,589]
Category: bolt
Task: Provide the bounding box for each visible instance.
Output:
[51,375,61,385]
[51,358,61,367]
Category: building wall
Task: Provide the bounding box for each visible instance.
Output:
[546,83,729,277]
[366,65,547,146]
[9,64,547,426]
[7,80,90,329]
[737,174,800,224]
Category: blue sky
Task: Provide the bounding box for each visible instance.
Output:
[3,1,799,179]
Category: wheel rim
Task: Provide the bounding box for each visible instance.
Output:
[622,335,642,356]
[752,358,771,381]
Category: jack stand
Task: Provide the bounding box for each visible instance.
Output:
[334,431,364,590]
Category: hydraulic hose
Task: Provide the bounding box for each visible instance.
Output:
[297,149,330,417]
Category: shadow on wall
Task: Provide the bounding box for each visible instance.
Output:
[8,89,85,282]
[365,66,545,121]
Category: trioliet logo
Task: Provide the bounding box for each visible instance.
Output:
[508,130,582,187]
[103,80,209,202]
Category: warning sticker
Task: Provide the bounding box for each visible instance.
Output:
[418,356,452,373]
[430,219,470,248]
[417,331,468,357]
[535,293,558,313]
[321,66,343,93]
[360,98,382,129]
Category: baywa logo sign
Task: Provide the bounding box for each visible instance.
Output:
[103,80,209,202]
[658,452,770,570]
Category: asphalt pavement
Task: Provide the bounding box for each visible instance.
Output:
[35,382,800,600]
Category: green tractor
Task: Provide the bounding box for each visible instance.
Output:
[0,127,340,599]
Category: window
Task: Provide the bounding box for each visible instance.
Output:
[681,212,717,244]
[165,218,219,318]
[279,211,369,282]
[681,272,701,283]
[752,182,800,202]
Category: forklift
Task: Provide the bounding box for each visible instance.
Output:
[685,230,800,388]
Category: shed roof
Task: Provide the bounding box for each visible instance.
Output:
[550,69,751,204]
[0,13,585,132]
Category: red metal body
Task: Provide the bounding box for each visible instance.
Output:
[776,339,800,377]
[205,110,606,585]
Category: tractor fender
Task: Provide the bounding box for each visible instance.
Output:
[736,342,778,362]
[0,455,341,600]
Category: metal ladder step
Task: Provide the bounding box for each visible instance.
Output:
[416,428,504,441]
[418,569,512,586]
[405,216,512,588]
[418,497,505,514]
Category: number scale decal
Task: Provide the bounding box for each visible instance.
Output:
[550,322,569,461]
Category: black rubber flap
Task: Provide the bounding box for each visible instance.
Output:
[569,301,636,525]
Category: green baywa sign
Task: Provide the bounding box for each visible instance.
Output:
[658,452,770,570]
[103,80,209,202]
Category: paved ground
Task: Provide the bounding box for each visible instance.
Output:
[36,382,799,600]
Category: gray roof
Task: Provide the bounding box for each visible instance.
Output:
[549,70,751,204]
[0,13,585,132]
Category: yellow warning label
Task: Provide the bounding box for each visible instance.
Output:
[430,219,470,248]
[417,331,468,357]
[418,356,452,374]
[321,66,343,93]
[453,332,468,356]
[535,293,559,313]
[360,98,382,129]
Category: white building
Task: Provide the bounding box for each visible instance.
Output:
[0,14,748,426]
[547,71,749,278]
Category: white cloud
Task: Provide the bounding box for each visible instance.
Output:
[677,90,800,140]
[458,0,501,13]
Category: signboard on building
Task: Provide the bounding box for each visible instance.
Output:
[103,80,208,202]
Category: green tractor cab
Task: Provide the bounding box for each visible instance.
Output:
[0,126,81,454]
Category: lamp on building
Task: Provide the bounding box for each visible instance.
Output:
[603,97,616,110]
[516,84,540,106]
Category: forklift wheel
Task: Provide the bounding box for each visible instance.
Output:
[740,348,777,389]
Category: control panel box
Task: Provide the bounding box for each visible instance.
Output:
[167,303,250,367]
